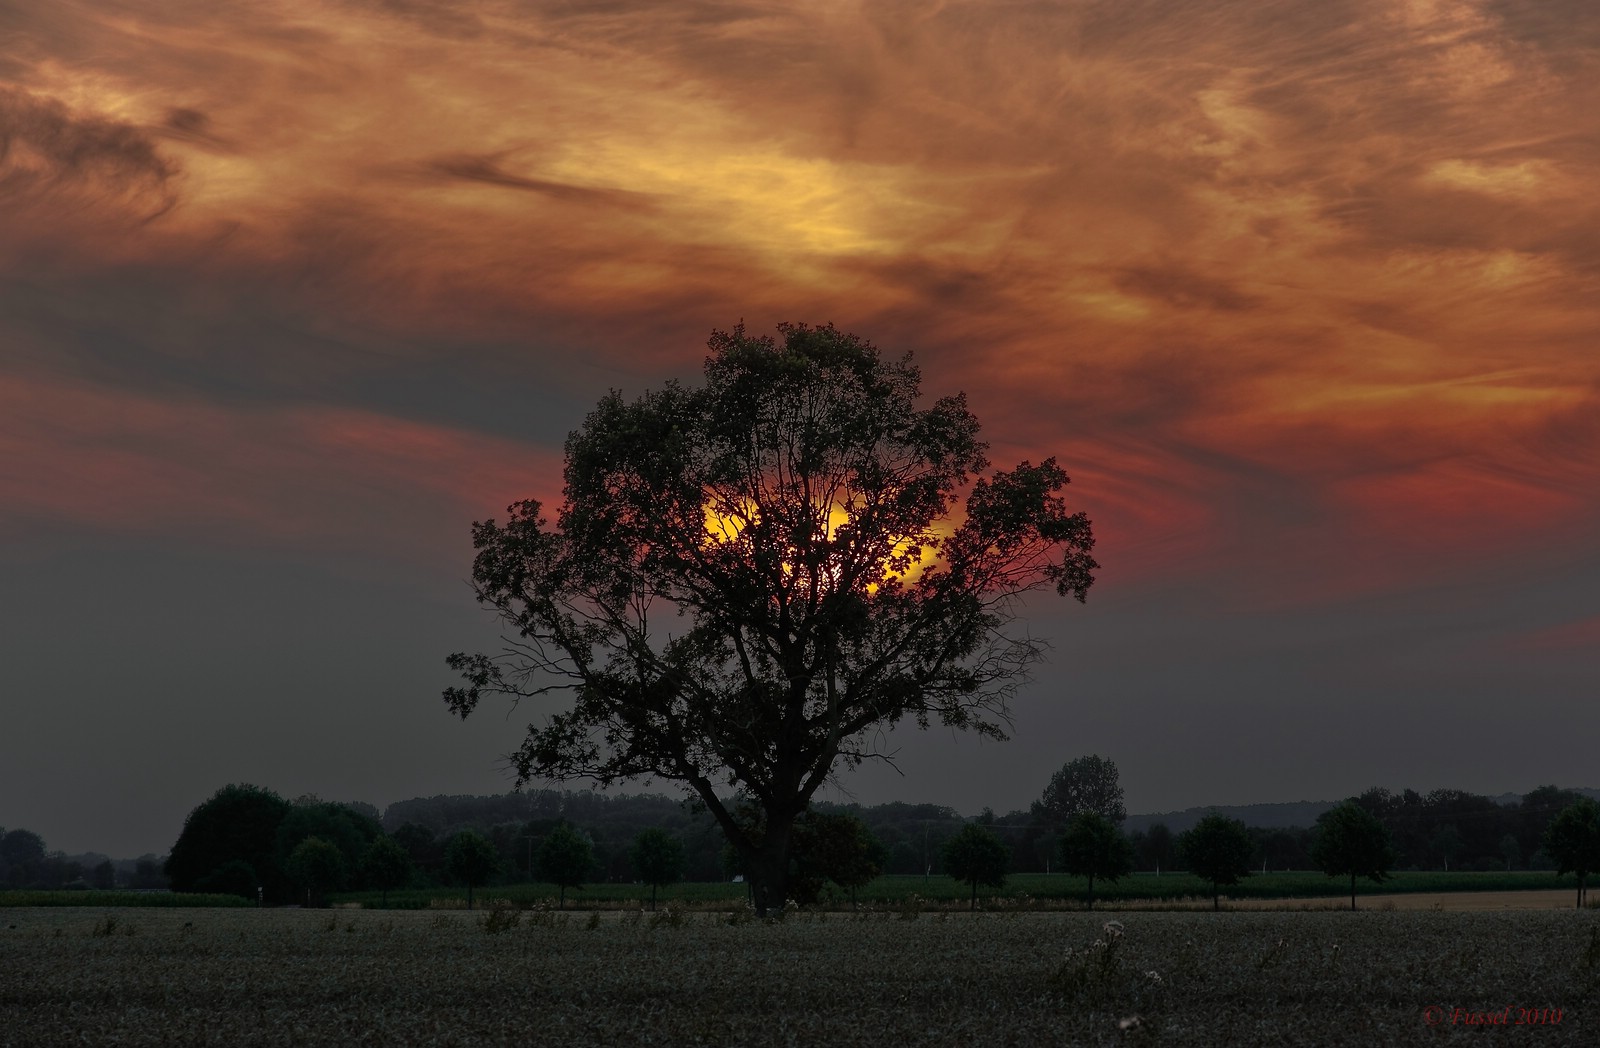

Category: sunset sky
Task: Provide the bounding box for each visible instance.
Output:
[4,0,1597,858]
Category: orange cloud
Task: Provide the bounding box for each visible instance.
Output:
[4,0,1599,604]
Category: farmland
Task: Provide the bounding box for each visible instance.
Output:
[324,869,1592,912]
[2,905,1595,1046]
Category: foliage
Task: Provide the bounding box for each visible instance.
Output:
[1034,754,1127,829]
[165,784,292,902]
[0,829,47,888]
[1310,801,1396,910]
[1542,797,1600,909]
[538,823,595,908]
[793,811,886,904]
[286,837,347,907]
[444,322,1097,913]
[276,801,383,890]
[443,830,499,909]
[360,836,413,907]
[941,823,1009,909]
[1057,812,1135,908]
[195,859,259,900]
[1178,814,1253,910]
[628,828,685,910]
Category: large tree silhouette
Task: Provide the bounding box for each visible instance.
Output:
[445,322,1096,914]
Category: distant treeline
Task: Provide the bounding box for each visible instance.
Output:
[377,783,1599,884]
[6,781,1595,897]
[0,827,168,893]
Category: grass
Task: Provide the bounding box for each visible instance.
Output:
[2,905,1595,1046]
[330,869,1587,911]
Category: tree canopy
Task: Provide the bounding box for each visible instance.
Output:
[443,830,499,909]
[1057,811,1134,909]
[1542,797,1600,909]
[1310,800,1395,910]
[1034,754,1126,828]
[628,828,685,910]
[445,322,1096,913]
[537,823,594,908]
[1178,814,1253,910]
[165,784,291,902]
[942,823,1009,910]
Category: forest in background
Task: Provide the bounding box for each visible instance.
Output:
[5,782,1598,894]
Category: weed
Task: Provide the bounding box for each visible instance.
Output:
[480,902,522,935]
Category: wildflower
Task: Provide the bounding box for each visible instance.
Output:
[1144,969,1163,985]
[1102,920,1125,938]
[1118,1015,1142,1031]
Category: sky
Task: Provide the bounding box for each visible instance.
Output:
[3,0,1597,859]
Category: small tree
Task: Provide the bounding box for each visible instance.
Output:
[1140,823,1173,875]
[1431,824,1464,872]
[1311,801,1394,910]
[628,828,684,911]
[1033,754,1126,832]
[360,836,413,908]
[286,836,346,907]
[1057,812,1134,909]
[795,811,885,906]
[1178,814,1253,911]
[942,823,1008,911]
[538,823,594,909]
[443,830,499,909]
[1542,797,1600,909]
[1499,833,1522,872]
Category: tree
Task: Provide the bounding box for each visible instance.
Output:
[1431,824,1464,872]
[629,828,685,911]
[942,823,1009,910]
[360,836,413,908]
[194,859,258,900]
[1499,833,1521,872]
[1033,754,1126,833]
[794,811,885,905]
[165,784,292,902]
[1310,801,1395,911]
[538,823,594,908]
[444,322,1097,914]
[286,836,346,907]
[1178,814,1253,911]
[1542,797,1600,909]
[276,801,383,889]
[1057,812,1133,909]
[1138,823,1174,875]
[444,830,499,909]
[0,829,46,888]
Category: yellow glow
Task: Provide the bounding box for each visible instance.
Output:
[1425,159,1544,197]
[701,496,946,592]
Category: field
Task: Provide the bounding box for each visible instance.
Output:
[326,870,1591,911]
[3,905,1595,1046]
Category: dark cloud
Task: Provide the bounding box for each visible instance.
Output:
[1113,264,1262,313]
[0,87,176,215]
[419,153,656,209]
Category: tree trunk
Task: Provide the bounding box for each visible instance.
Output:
[1212,883,1219,911]
[745,821,795,918]
[650,884,658,912]
[1086,874,1095,911]
[559,885,566,909]
[970,878,977,911]
[1350,872,1356,912]
[467,883,474,910]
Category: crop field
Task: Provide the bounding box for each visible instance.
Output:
[328,869,1590,912]
[2,905,1595,1047]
